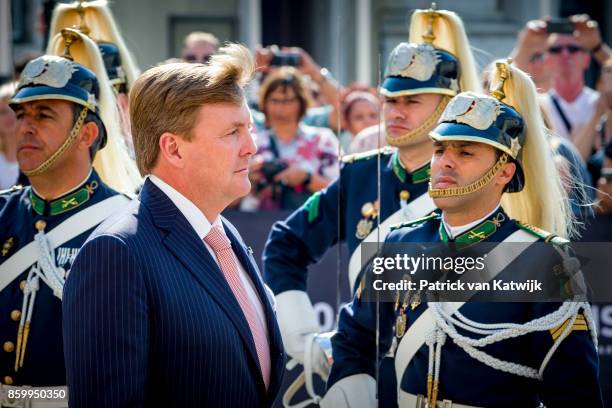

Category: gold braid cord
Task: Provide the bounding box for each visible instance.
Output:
[428,153,508,198]
[386,95,450,147]
[23,107,89,177]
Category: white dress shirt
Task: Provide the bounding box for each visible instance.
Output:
[149,175,269,340]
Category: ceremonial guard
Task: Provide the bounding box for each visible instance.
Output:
[263,5,481,406]
[325,61,602,407]
[48,0,141,153]
[0,34,130,407]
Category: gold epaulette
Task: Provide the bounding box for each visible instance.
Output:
[516,221,569,246]
[341,146,396,164]
[390,212,439,232]
[550,313,589,341]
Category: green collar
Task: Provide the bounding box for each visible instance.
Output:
[439,211,506,245]
[392,152,430,184]
[30,180,98,216]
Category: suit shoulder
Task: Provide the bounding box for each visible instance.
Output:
[390,212,440,232]
[87,199,144,243]
[341,146,395,165]
[515,221,568,246]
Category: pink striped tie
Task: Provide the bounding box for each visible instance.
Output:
[204,225,271,389]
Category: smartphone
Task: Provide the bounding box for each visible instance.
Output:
[546,18,575,34]
[270,51,301,67]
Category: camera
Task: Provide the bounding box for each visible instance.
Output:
[256,159,288,192]
[270,51,302,67]
[546,18,575,34]
[260,159,289,182]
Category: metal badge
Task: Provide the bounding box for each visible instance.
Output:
[441,92,501,130]
[396,311,407,338]
[386,43,440,81]
[356,219,373,239]
[1,237,15,257]
[361,202,375,218]
[20,56,76,89]
[357,200,379,239]
[410,292,421,310]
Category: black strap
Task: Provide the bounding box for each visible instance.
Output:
[550,94,573,134]
[267,130,281,159]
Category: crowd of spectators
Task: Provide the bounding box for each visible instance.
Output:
[3,16,612,219]
[511,15,612,220]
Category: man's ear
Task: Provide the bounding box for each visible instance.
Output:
[158,132,186,169]
[77,121,99,150]
[496,161,517,187]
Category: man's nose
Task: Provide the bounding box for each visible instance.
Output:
[242,129,257,156]
[17,115,36,135]
[437,149,456,169]
[388,104,406,120]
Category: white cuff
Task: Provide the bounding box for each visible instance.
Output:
[320,374,376,408]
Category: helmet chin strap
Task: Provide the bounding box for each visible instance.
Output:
[386,95,450,148]
[428,153,509,198]
[22,107,89,177]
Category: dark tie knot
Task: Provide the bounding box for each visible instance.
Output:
[204,226,232,252]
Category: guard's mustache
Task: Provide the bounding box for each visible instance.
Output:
[431,170,460,182]
[17,134,43,148]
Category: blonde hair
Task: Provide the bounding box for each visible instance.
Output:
[129,43,254,175]
[409,9,481,93]
[48,0,140,90]
[488,62,574,238]
[48,31,141,193]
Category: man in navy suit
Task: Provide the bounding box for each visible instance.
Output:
[63,44,285,407]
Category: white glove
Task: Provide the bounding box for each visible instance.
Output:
[276,291,330,379]
[319,374,376,408]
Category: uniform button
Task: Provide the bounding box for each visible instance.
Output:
[35,220,46,231]
[3,341,14,353]
[19,280,26,290]
[10,310,21,321]
[3,375,13,385]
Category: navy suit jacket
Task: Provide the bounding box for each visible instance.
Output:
[63,179,285,407]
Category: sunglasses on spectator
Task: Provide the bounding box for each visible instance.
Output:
[547,45,585,54]
[184,54,212,63]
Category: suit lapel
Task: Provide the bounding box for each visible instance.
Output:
[140,180,262,379]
